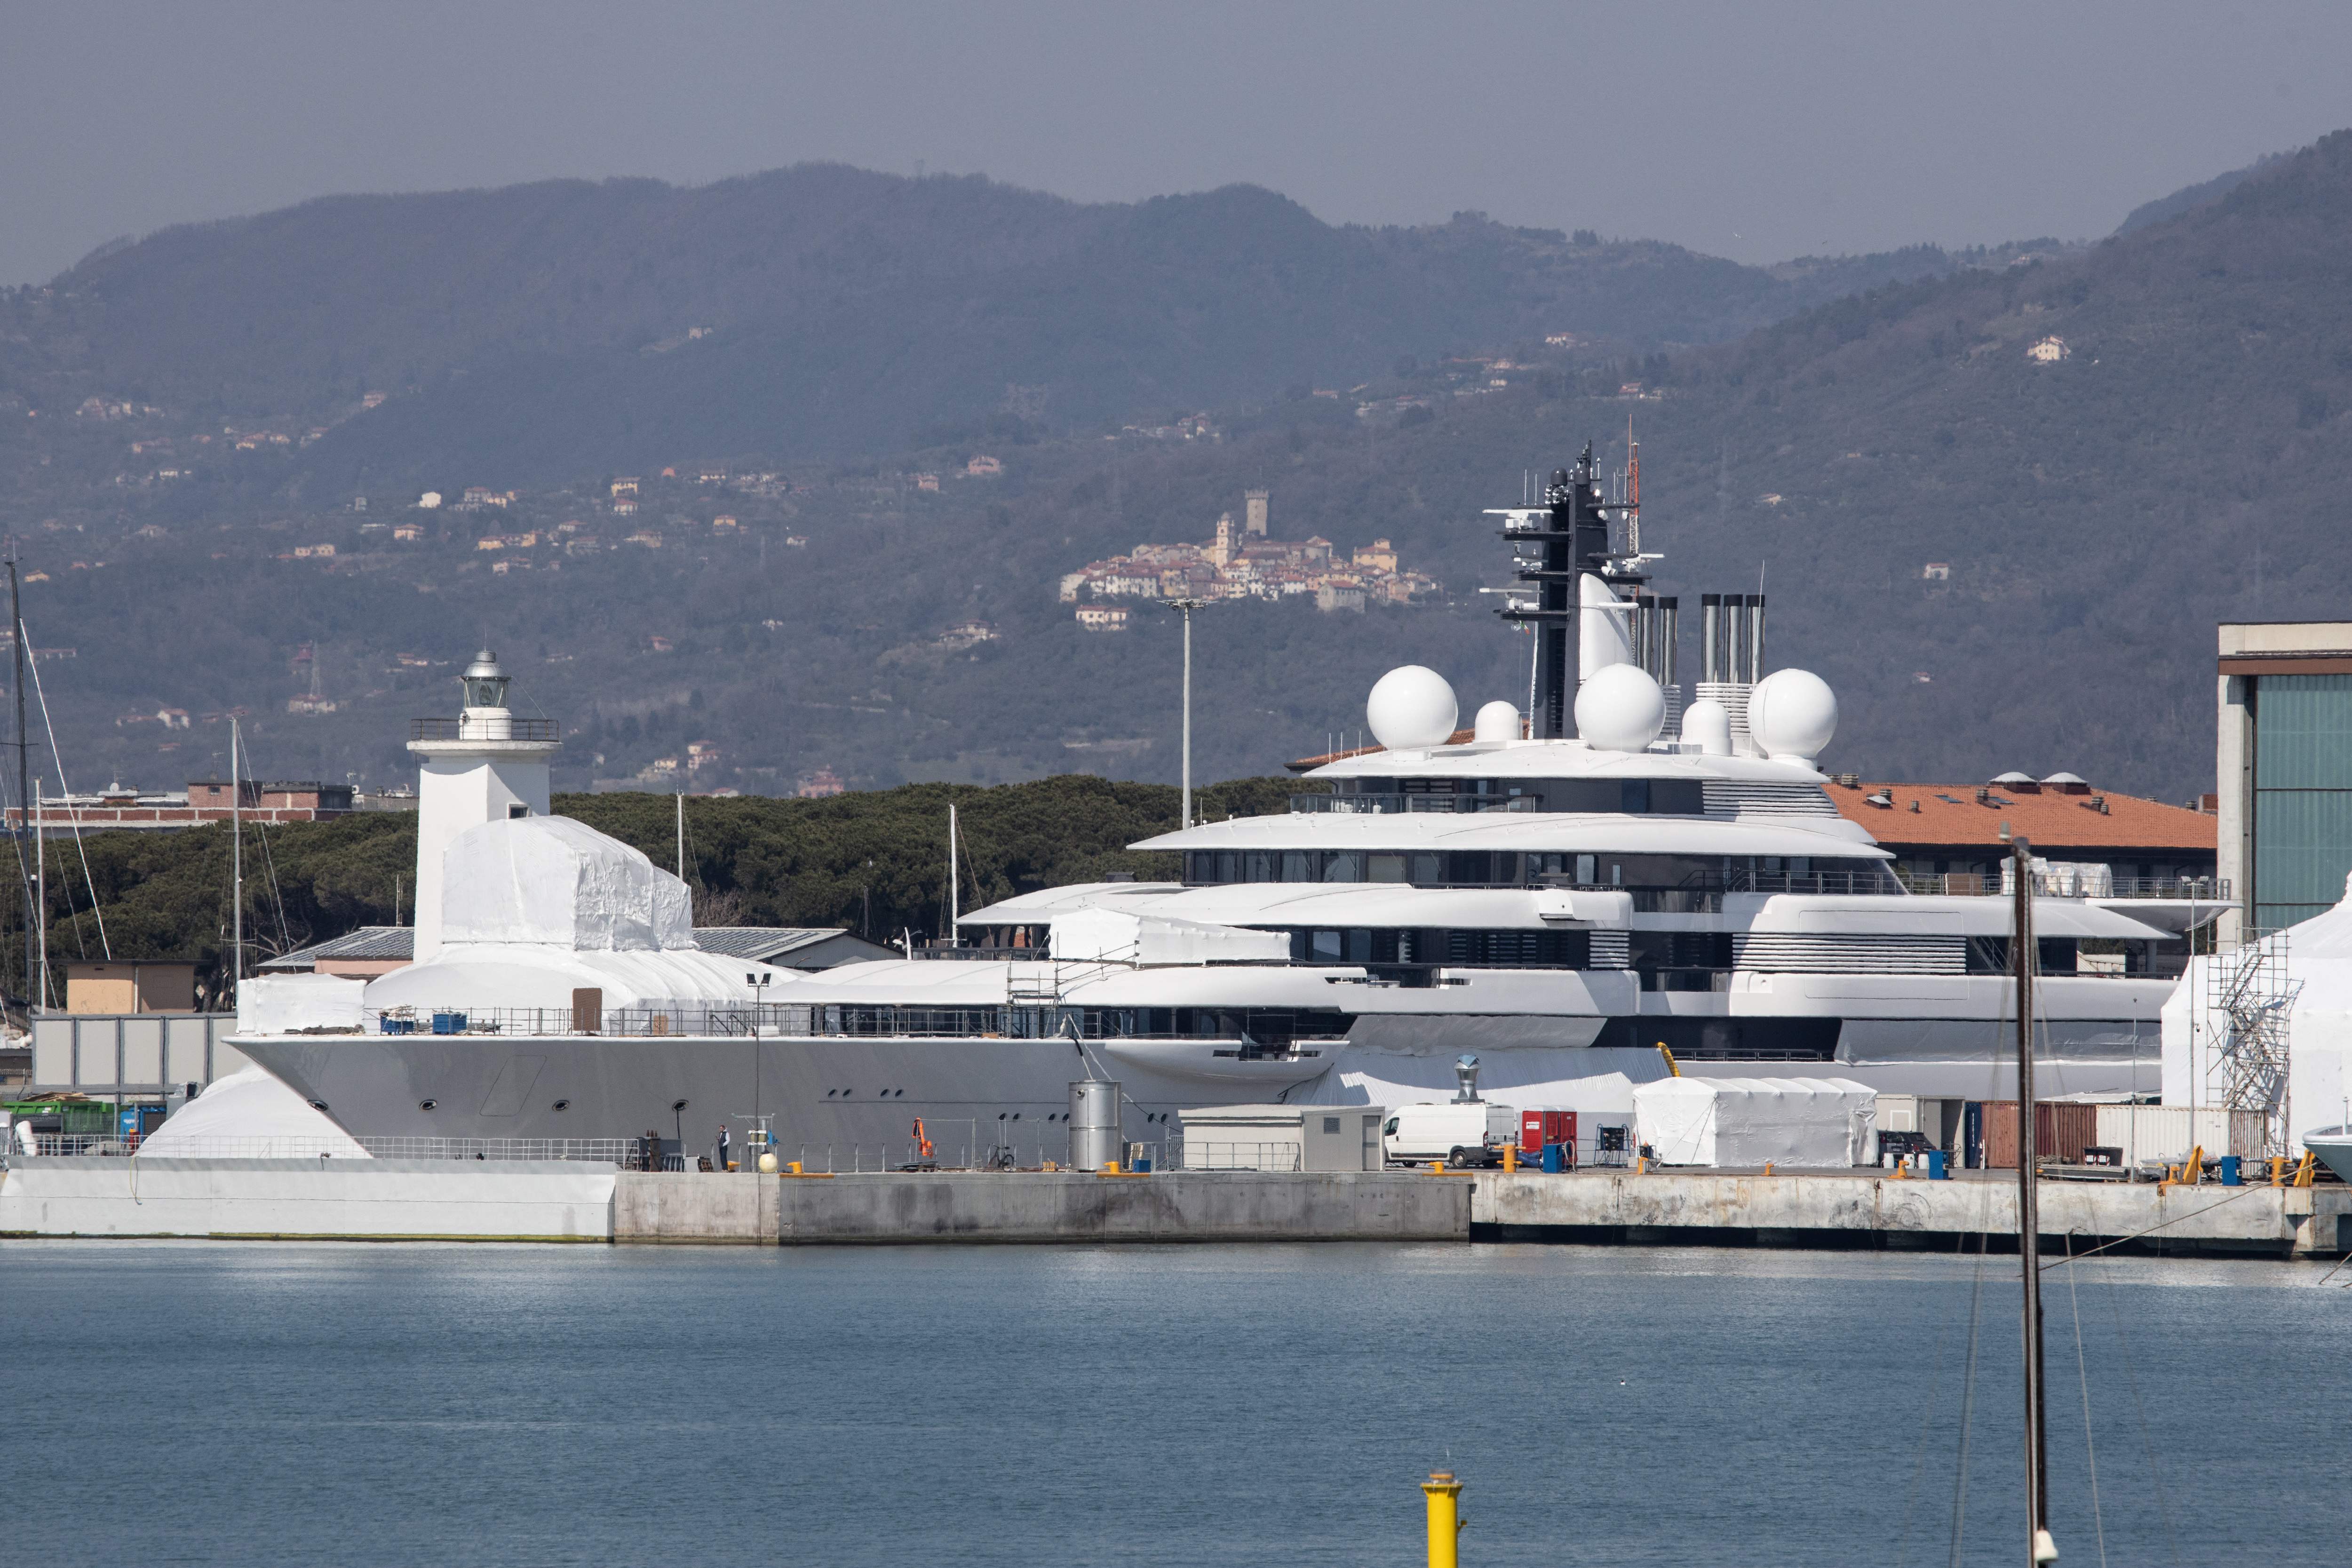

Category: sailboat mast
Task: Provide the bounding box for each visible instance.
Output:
[2012,838,2052,1563]
[231,718,243,993]
[948,802,959,943]
[33,778,45,1011]
[675,789,685,883]
[8,552,28,1007]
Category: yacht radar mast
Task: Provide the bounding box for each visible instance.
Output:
[1488,443,1648,739]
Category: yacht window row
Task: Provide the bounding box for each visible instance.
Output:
[1303,777,1707,815]
[1278,926,1595,969]
[1182,849,1901,896]
[799,1004,1354,1044]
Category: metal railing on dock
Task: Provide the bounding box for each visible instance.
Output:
[1180,1140,1304,1171]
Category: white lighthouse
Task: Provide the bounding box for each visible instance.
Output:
[407,650,560,961]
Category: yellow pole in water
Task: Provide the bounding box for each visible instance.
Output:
[1422,1471,1464,1568]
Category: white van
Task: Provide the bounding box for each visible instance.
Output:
[1382,1103,1518,1168]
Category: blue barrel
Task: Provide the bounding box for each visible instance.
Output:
[2218,1154,2242,1186]
[1541,1143,1565,1173]
[1925,1149,1948,1180]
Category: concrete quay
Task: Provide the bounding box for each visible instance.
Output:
[6,1161,2335,1254]
[1472,1170,2352,1258]
[0,1156,615,1241]
[764,1170,1470,1245]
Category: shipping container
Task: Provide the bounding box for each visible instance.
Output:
[2092,1105,2266,1167]
[1979,1102,2101,1168]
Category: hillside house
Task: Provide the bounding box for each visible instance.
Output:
[966,454,1002,476]
[1075,605,1131,632]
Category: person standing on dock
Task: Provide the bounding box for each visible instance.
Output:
[716,1122,731,1172]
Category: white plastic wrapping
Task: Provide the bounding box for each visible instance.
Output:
[236,973,368,1034]
[1634,1075,1877,1169]
[441,815,694,951]
[138,1065,372,1157]
[2163,870,2352,1145]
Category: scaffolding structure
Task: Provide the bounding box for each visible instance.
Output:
[2203,927,2300,1159]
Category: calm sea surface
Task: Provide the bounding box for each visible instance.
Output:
[5,1239,2341,1566]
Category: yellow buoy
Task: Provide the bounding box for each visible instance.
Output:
[757,1151,779,1174]
[1421,1471,1464,1568]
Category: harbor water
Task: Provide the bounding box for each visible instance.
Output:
[7,1239,2341,1566]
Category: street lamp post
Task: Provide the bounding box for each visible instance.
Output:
[1161,598,1210,828]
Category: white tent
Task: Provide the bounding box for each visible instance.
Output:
[1633,1075,1876,1169]
[2163,871,2352,1146]
[137,1066,372,1159]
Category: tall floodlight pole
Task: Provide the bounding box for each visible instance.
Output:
[1162,599,1210,829]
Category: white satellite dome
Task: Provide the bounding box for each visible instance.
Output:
[1748,669,1839,764]
[1574,663,1666,753]
[1366,666,1459,751]
[1681,696,1733,757]
[1990,770,2036,785]
[1472,700,1521,744]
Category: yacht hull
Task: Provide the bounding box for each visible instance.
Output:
[235,998,2160,1163]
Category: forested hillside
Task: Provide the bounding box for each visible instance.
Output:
[1,164,2009,480]
[0,142,2343,806]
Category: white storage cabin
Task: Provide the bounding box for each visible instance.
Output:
[1177,1105,1387,1171]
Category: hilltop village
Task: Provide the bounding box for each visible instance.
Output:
[1058,490,1437,629]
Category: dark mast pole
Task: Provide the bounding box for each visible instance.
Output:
[2013,837,2055,1566]
[1515,443,1611,739]
[8,550,29,1009]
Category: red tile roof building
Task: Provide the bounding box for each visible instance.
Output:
[1824,775,2217,891]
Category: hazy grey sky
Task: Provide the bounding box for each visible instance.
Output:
[7,1,2352,285]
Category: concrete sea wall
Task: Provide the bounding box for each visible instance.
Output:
[6,1161,2337,1254]
[1473,1171,2352,1257]
[0,1156,615,1240]
[768,1170,1470,1244]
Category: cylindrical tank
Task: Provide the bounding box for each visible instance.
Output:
[1068,1079,1123,1170]
[1658,597,1679,687]
[1747,594,1768,685]
[1699,593,1722,682]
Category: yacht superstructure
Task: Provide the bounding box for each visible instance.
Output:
[230,449,2185,1162]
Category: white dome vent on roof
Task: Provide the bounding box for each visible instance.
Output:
[1991,770,2035,785]
[1748,669,1839,764]
[1472,700,1520,744]
[2042,772,2088,786]
[1366,666,1458,751]
[1574,663,1666,753]
[1680,696,1733,756]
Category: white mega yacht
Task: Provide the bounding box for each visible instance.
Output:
[231,449,2180,1163]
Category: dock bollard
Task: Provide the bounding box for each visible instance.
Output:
[1421,1471,1464,1568]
